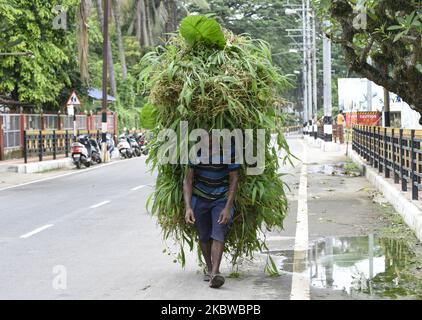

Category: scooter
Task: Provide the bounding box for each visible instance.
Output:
[128,134,141,157]
[71,135,99,169]
[117,133,133,158]
[135,132,148,155]
[98,132,115,158]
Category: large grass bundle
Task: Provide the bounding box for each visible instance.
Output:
[139,16,293,272]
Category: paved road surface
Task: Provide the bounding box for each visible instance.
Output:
[0,136,398,299]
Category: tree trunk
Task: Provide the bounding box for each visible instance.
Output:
[111,0,127,80]
[96,0,117,96]
[164,0,177,35]
[145,0,154,46]
[76,0,91,86]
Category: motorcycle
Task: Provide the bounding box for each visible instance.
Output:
[135,132,148,155]
[117,133,133,158]
[98,132,115,158]
[71,135,101,169]
[128,134,141,157]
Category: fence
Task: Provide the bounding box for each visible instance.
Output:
[0,112,117,160]
[23,129,102,163]
[352,125,421,200]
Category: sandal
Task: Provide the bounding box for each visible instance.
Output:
[203,273,211,282]
[209,274,225,288]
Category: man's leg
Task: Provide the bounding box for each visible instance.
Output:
[192,196,213,279]
[199,240,213,275]
[210,240,224,275]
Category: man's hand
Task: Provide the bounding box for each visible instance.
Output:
[185,208,196,225]
[218,207,231,225]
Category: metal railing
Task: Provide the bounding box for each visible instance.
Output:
[23,129,101,163]
[352,125,421,200]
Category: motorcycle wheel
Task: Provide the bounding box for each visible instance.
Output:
[135,148,141,157]
[76,161,81,169]
[96,156,102,164]
[84,161,91,168]
[127,152,132,158]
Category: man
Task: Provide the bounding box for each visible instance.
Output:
[336,111,345,126]
[183,136,240,289]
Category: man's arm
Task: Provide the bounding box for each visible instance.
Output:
[183,168,195,224]
[218,170,239,225]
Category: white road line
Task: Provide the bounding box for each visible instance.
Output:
[20,224,54,239]
[290,140,310,300]
[90,201,110,209]
[131,185,147,191]
[0,157,142,192]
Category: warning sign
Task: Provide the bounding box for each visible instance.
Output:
[66,91,81,105]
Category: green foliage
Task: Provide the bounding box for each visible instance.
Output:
[0,0,80,108]
[139,18,293,268]
[180,15,226,49]
[140,103,157,130]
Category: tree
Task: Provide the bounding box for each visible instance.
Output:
[76,0,92,86]
[112,0,128,80]
[0,0,80,108]
[314,0,422,118]
[96,0,117,96]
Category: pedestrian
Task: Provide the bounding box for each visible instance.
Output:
[183,134,240,289]
[336,111,346,143]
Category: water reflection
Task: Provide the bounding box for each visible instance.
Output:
[273,235,421,299]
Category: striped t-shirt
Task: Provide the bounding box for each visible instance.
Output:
[189,146,240,200]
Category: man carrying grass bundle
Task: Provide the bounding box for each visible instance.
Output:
[183,135,239,289]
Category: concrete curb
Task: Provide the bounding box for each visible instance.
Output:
[304,135,341,152]
[349,149,422,242]
[0,151,121,174]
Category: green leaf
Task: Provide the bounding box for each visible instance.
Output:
[179,15,226,49]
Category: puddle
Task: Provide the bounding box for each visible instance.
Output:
[266,235,422,299]
[308,163,361,176]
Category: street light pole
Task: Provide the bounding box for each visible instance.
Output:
[302,0,309,129]
[101,0,110,162]
[306,0,313,135]
[323,21,333,142]
[312,9,318,136]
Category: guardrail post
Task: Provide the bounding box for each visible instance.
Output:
[52,130,57,160]
[410,129,418,200]
[383,127,388,177]
[392,129,398,182]
[0,115,4,161]
[38,129,43,162]
[369,126,374,166]
[65,130,69,158]
[23,130,27,164]
[399,129,407,191]
[377,127,382,173]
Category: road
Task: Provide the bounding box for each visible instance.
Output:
[0,136,414,299]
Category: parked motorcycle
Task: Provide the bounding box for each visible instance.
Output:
[71,135,101,169]
[128,134,141,157]
[117,133,133,158]
[98,132,115,158]
[135,132,148,155]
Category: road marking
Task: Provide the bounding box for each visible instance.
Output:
[290,140,310,300]
[20,224,54,239]
[131,185,147,191]
[90,201,110,209]
[0,157,144,192]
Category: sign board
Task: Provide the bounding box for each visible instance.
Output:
[67,104,74,116]
[66,91,81,106]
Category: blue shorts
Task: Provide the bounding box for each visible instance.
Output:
[191,195,235,243]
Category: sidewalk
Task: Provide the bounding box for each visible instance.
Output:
[0,151,121,174]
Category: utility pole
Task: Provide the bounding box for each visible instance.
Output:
[302,0,308,129]
[306,0,313,136]
[323,21,332,142]
[101,0,110,162]
[312,9,318,137]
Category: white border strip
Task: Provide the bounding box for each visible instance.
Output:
[290,140,310,300]
[20,224,54,239]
